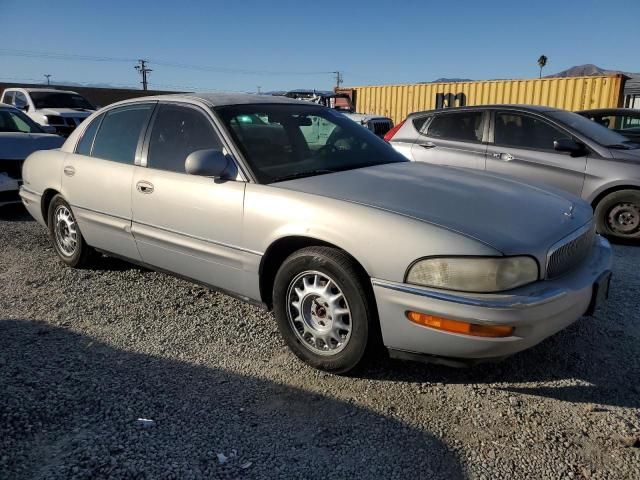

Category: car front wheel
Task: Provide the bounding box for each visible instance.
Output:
[595,190,640,242]
[273,246,376,374]
[47,194,96,268]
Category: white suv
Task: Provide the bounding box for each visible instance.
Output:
[0,88,96,136]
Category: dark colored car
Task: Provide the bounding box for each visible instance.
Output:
[388,105,640,241]
[578,108,640,143]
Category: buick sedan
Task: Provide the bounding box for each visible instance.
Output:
[20,93,612,373]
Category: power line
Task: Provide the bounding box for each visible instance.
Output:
[0,48,335,76]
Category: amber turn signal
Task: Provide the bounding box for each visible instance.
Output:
[406,311,514,338]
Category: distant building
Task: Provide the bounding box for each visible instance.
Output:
[623,74,640,108]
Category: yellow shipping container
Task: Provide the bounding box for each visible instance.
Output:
[346,75,626,124]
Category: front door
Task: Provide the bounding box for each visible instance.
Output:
[410,110,487,170]
[131,102,247,294]
[485,111,587,196]
[61,103,155,260]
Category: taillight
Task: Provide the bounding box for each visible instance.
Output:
[383,118,406,142]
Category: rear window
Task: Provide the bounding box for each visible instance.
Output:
[427,112,484,142]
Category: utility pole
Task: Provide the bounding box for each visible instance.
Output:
[44,74,51,86]
[257,86,262,94]
[134,59,152,91]
[333,71,343,90]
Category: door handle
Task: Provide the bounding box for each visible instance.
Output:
[492,152,514,161]
[136,181,154,194]
[419,142,436,149]
[63,166,75,177]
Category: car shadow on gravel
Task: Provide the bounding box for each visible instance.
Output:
[0,319,465,480]
[0,204,32,221]
[360,308,640,410]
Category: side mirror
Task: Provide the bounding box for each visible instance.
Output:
[17,103,29,111]
[554,138,585,155]
[185,149,231,178]
[41,125,57,134]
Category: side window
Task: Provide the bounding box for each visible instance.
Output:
[427,112,484,142]
[147,104,222,173]
[2,91,14,105]
[75,113,104,156]
[495,112,570,150]
[413,115,431,132]
[621,114,640,130]
[91,104,154,164]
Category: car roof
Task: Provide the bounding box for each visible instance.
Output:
[407,104,564,117]
[5,87,81,95]
[578,108,640,115]
[115,92,308,108]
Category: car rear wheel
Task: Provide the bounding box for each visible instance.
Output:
[273,246,376,374]
[594,190,640,242]
[47,194,97,268]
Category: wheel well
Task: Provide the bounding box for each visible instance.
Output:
[41,189,59,225]
[591,185,640,210]
[259,236,370,309]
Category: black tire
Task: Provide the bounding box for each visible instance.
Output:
[47,194,97,268]
[273,246,377,374]
[594,190,640,242]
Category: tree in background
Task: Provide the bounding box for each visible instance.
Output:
[538,55,548,78]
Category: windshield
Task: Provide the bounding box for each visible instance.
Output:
[216,104,406,183]
[0,109,44,134]
[30,92,95,110]
[548,110,636,148]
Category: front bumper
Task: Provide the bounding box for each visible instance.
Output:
[372,235,612,361]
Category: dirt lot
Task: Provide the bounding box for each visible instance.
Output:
[1,205,639,479]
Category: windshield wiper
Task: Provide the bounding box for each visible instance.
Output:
[270,169,336,183]
[606,144,632,149]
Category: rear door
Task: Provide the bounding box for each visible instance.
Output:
[62,102,156,260]
[410,110,488,170]
[485,110,586,196]
[131,102,247,295]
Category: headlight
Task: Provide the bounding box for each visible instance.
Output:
[45,115,64,125]
[406,257,539,293]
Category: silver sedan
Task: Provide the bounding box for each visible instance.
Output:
[20,93,612,373]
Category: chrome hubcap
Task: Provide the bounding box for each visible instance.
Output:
[54,205,78,256]
[608,202,639,234]
[287,271,352,356]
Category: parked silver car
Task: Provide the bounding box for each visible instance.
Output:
[20,93,612,373]
[387,105,640,241]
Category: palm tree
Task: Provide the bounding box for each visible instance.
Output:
[538,55,548,78]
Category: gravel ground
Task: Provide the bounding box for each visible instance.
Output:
[1,205,639,480]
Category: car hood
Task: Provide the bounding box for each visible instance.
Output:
[342,112,392,124]
[276,162,592,255]
[38,107,94,117]
[0,133,65,160]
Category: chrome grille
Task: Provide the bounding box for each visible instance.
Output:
[368,119,393,137]
[546,225,595,278]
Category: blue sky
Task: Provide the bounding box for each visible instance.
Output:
[2,0,638,92]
